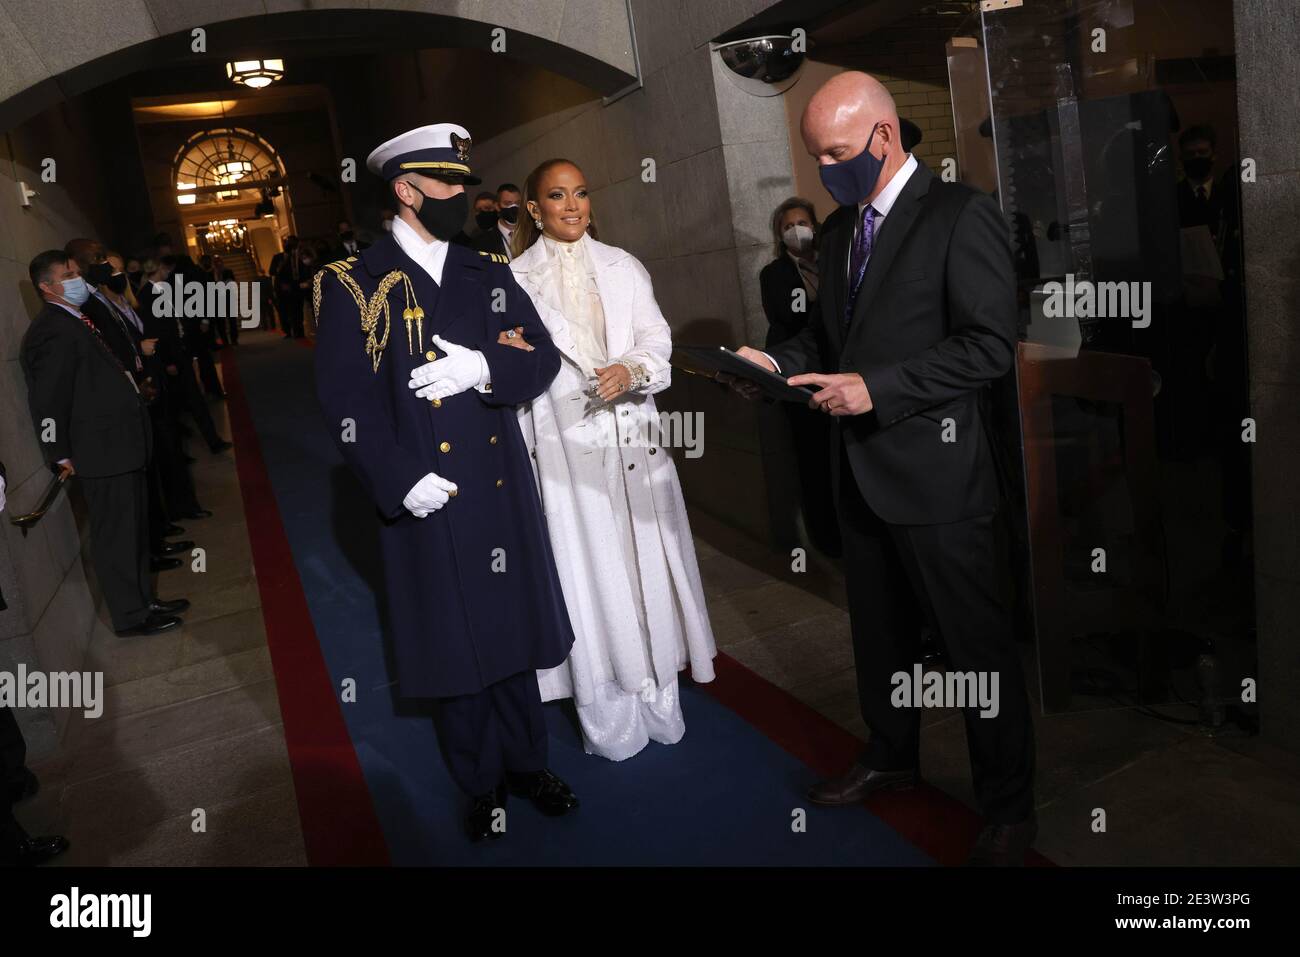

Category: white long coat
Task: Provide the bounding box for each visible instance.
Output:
[510,236,717,706]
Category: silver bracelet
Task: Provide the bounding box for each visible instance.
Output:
[612,357,649,391]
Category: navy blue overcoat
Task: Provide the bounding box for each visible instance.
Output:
[313,234,575,697]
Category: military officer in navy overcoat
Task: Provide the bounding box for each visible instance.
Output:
[314,123,579,841]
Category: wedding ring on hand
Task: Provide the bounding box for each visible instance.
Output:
[506,329,517,338]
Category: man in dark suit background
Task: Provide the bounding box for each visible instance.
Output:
[332,219,370,262]
[472,183,522,260]
[20,250,187,637]
[210,254,238,347]
[66,239,145,382]
[738,71,1036,865]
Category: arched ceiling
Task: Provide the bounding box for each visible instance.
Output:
[0,0,638,131]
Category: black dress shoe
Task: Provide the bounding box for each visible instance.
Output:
[209,440,233,453]
[9,767,39,804]
[115,613,182,637]
[4,835,70,867]
[163,523,186,537]
[505,768,579,817]
[150,556,182,572]
[966,815,1038,867]
[807,764,919,805]
[467,785,507,842]
[157,539,194,556]
[179,509,213,520]
[149,598,190,615]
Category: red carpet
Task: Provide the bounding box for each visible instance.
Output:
[223,345,390,866]
[700,654,1052,866]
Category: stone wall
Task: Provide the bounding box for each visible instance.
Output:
[0,98,115,755]
[469,0,804,543]
[1233,0,1300,753]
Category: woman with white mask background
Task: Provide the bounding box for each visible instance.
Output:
[759,197,841,558]
[760,197,821,351]
[503,158,717,762]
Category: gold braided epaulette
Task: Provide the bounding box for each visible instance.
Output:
[312,259,423,374]
[478,251,508,264]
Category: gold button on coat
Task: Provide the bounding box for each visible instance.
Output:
[495,479,504,488]
[440,441,451,453]
[447,488,457,498]
[425,350,436,360]
[430,397,441,407]
[489,435,498,445]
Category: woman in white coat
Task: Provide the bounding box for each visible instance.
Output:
[504,158,717,761]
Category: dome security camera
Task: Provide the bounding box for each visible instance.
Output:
[714,34,806,96]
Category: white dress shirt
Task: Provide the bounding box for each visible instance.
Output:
[846,151,918,284]
[391,215,450,285]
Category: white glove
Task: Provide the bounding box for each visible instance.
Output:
[409,335,490,401]
[403,471,458,518]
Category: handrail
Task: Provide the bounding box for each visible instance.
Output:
[8,473,68,533]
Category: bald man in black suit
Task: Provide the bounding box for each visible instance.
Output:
[738,71,1036,866]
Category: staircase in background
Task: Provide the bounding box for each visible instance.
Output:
[220,249,259,282]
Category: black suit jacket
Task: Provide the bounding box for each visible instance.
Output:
[332,241,369,261]
[767,160,1016,525]
[20,303,151,478]
[137,283,188,377]
[760,253,821,351]
[473,227,510,259]
[83,293,144,383]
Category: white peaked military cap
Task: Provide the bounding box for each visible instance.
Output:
[366,123,481,184]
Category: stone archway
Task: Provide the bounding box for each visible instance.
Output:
[0,1,639,132]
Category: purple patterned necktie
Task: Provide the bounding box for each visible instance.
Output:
[844,204,876,329]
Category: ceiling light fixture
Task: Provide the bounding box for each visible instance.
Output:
[226,58,285,89]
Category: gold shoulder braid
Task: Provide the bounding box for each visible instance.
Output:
[313,265,425,373]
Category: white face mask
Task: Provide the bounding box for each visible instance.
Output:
[782,223,814,254]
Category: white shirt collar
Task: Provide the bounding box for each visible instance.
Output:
[541,231,593,272]
[391,215,449,285]
[860,152,918,220]
[51,300,83,318]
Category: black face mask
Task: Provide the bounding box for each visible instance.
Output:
[475,210,499,231]
[413,187,468,242]
[340,230,356,243]
[86,262,114,286]
[1184,156,1213,182]
[499,204,520,225]
[105,272,129,295]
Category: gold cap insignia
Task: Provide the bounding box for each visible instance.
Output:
[450,132,472,162]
